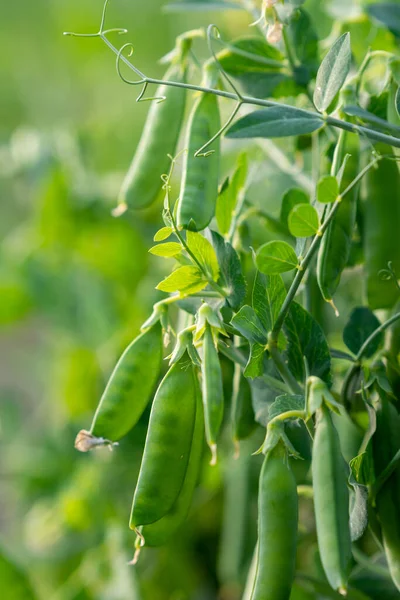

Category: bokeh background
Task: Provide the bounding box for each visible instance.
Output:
[1,0,398,599]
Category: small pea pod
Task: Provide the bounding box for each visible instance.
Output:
[312,405,352,593]
[201,324,224,465]
[231,362,256,457]
[250,444,298,600]
[74,322,163,451]
[139,380,204,547]
[177,86,221,231]
[317,132,359,308]
[116,62,187,213]
[372,393,400,591]
[362,144,400,309]
[130,355,197,529]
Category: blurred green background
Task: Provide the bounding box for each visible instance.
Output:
[1,0,398,598]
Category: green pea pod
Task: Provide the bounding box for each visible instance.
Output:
[317,133,359,308]
[362,144,400,309]
[312,405,352,593]
[373,393,400,591]
[201,324,224,465]
[139,382,204,547]
[177,91,221,231]
[250,444,298,600]
[231,362,256,457]
[116,62,187,213]
[74,322,163,451]
[130,355,197,529]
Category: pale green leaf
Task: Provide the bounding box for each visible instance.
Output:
[316,175,339,204]
[216,153,248,235]
[231,305,268,345]
[280,188,310,229]
[149,242,182,257]
[252,271,286,332]
[288,203,320,237]
[313,33,351,113]
[186,230,219,280]
[156,266,207,294]
[226,106,323,139]
[256,241,298,274]
[154,227,173,242]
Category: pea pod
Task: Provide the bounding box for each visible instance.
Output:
[250,444,298,600]
[317,133,359,306]
[312,405,352,593]
[130,355,197,529]
[201,324,224,465]
[74,322,163,451]
[116,62,187,213]
[139,382,204,547]
[372,393,400,591]
[231,362,256,456]
[362,144,400,309]
[177,89,221,231]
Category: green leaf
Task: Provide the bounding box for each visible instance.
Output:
[186,231,219,280]
[226,107,323,140]
[153,226,173,241]
[288,203,320,237]
[313,33,351,113]
[287,8,318,71]
[149,242,182,257]
[256,241,298,274]
[0,547,37,599]
[250,376,284,424]
[367,3,400,36]
[231,305,268,345]
[216,153,248,236]
[284,302,332,384]
[244,342,267,379]
[252,271,286,332]
[210,231,246,310]
[156,266,207,294]
[343,307,383,358]
[269,394,305,420]
[343,104,400,134]
[164,0,242,11]
[280,188,310,230]
[350,452,374,487]
[317,175,339,204]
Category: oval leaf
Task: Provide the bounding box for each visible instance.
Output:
[288,203,320,237]
[280,188,310,229]
[256,240,298,274]
[317,175,339,204]
[313,33,351,113]
[154,227,173,241]
[343,307,383,358]
[149,242,182,257]
[156,266,207,294]
[226,106,323,139]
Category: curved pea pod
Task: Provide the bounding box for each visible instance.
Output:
[372,394,400,591]
[201,324,224,465]
[116,63,187,213]
[231,363,256,456]
[250,444,298,600]
[139,383,204,547]
[362,145,400,310]
[317,134,359,307]
[130,355,197,529]
[74,322,163,451]
[312,405,352,593]
[177,92,221,231]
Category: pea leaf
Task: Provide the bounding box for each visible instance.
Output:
[186,231,219,280]
[343,307,383,358]
[252,271,286,332]
[244,342,266,378]
[226,107,323,140]
[284,302,332,384]
[317,175,339,204]
[149,242,182,257]
[288,203,320,237]
[250,370,284,423]
[216,153,248,236]
[269,394,305,420]
[343,104,400,134]
[210,231,246,310]
[153,226,173,241]
[367,3,400,36]
[231,305,268,345]
[156,266,207,294]
[287,8,318,72]
[313,33,351,113]
[280,188,310,230]
[256,241,298,274]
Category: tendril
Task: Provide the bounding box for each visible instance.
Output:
[116,43,146,85]
[379,261,400,291]
[194,101,242,157]
[206,24,243,101]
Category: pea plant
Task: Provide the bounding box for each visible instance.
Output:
[67,0,400,597]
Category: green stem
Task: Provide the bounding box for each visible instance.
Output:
[268,409,306,427]
[268,342,303,395]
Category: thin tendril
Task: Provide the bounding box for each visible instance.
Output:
[195,102,242,157]
[116,43,146,85]
[206,24,243,100]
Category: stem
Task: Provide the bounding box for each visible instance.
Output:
[282,26,298,72]
[268,342,303,395]
[356,312,400,362]
[268,409,306,427]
